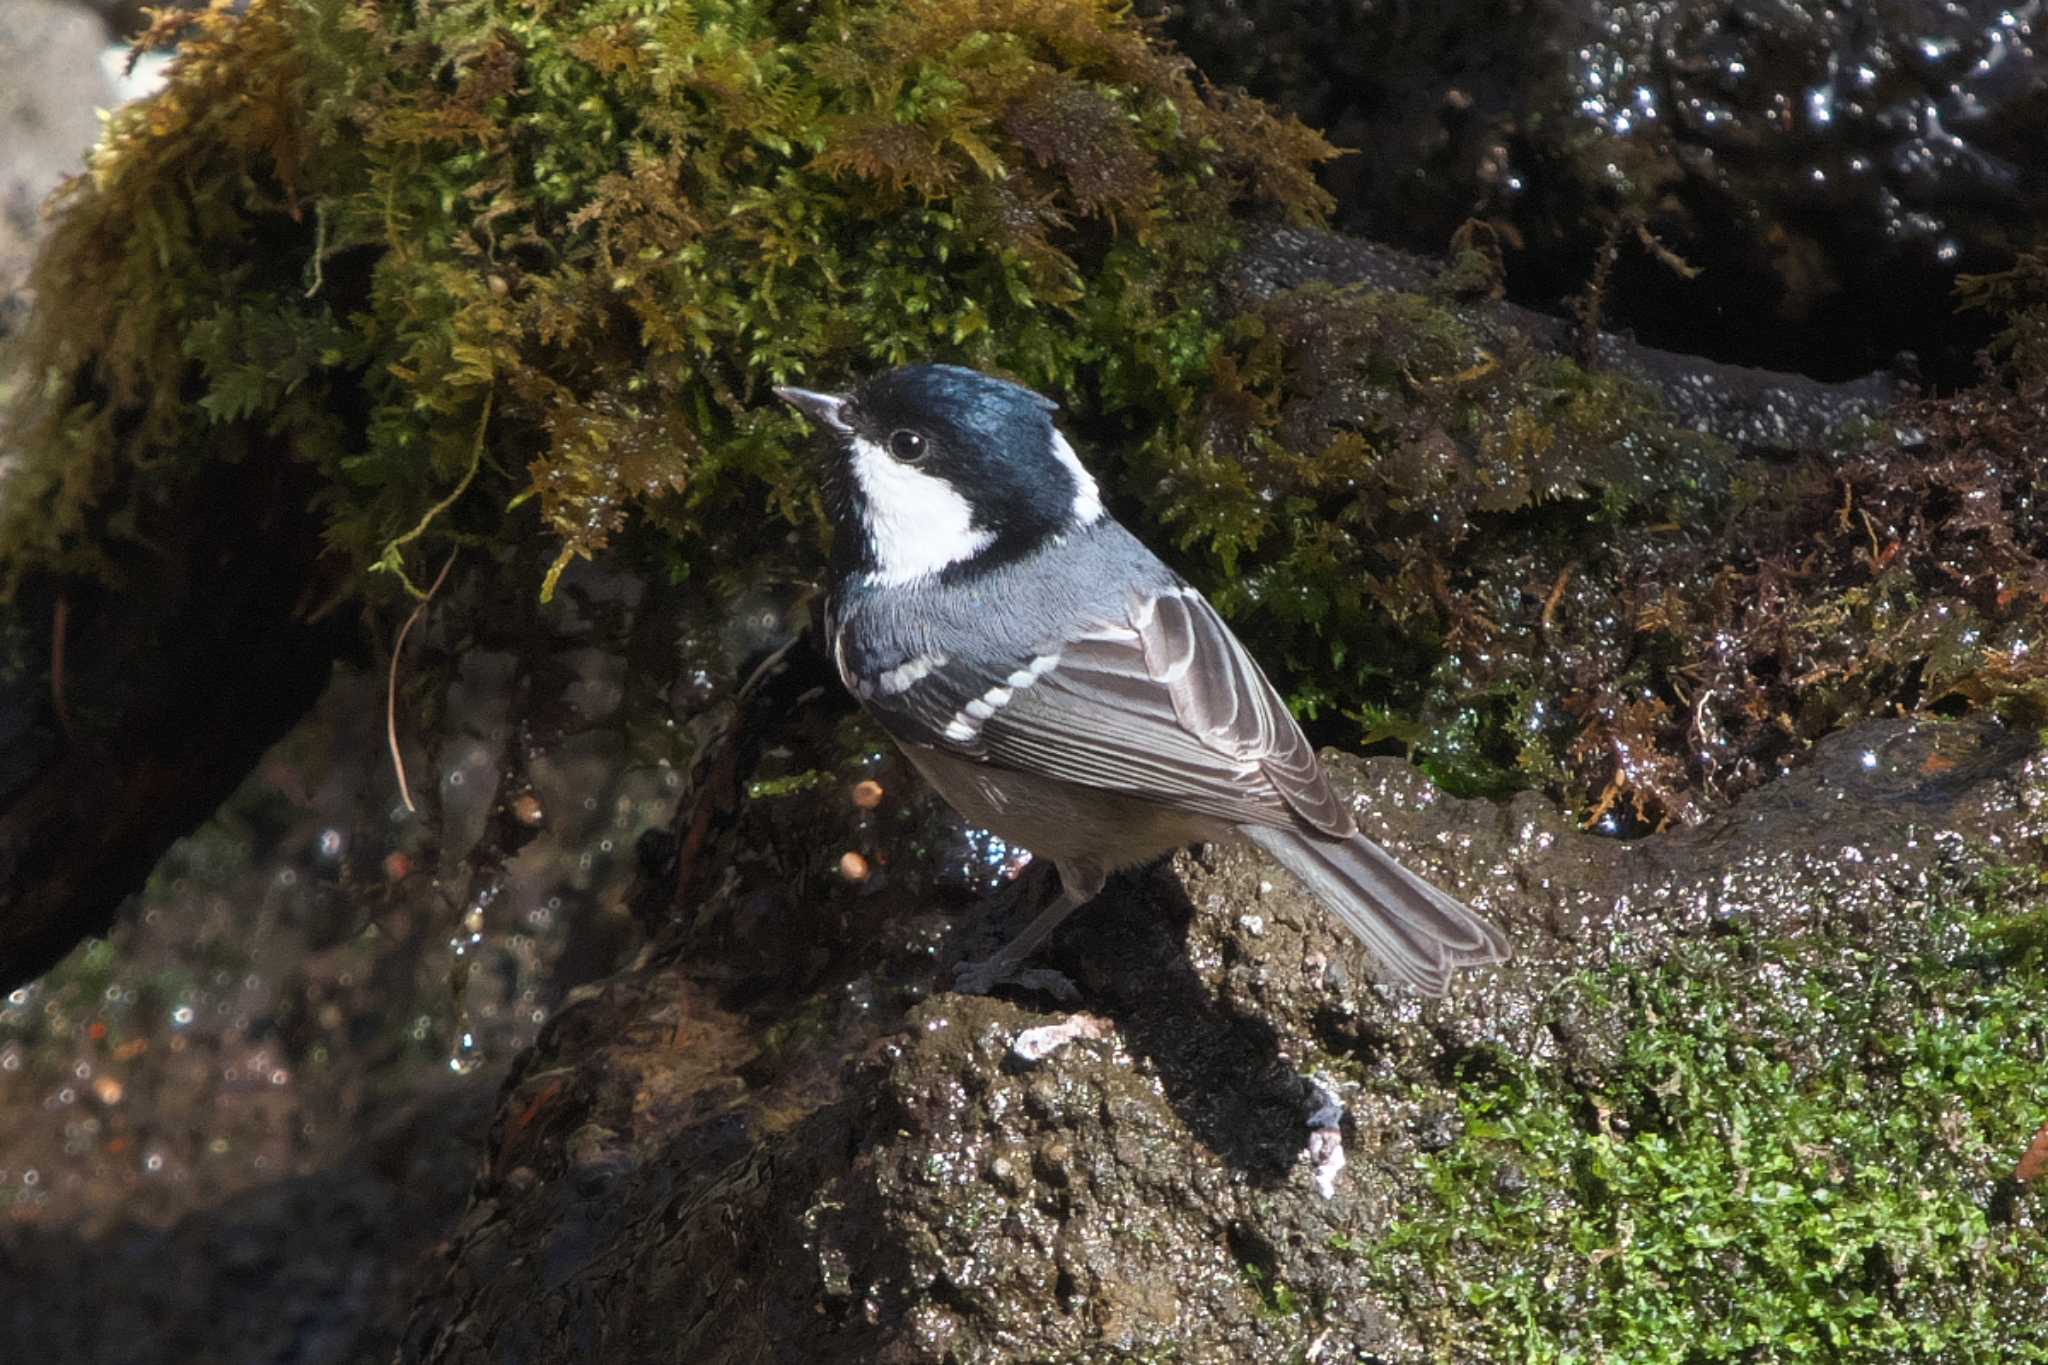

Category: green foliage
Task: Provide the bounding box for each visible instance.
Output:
[1957,246,2048,380]
[1365,890,2048,1361]
[0,0,1332,598]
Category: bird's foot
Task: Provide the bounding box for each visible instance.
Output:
[948,863,1095,1001]
[951,956,1079,1002]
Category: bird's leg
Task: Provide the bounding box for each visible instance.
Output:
[953,861,1105,997]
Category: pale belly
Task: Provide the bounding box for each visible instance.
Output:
[902,743,1229,878]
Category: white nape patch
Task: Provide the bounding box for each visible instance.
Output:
[849,435,993,585]
[1048,430,1105,527]
[877,652,946,697]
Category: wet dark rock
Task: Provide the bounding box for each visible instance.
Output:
[0,548,703,1359]
[1228,226,1900,454]
[1184,235,2048,826]
[397,715,2045,1362]
[0,9,2039,1359]
[1147,0,2048,383]
[0,460,350,993]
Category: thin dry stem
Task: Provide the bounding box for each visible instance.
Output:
[388,551,459,814]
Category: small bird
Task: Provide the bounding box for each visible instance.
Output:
[777,365,1509,994]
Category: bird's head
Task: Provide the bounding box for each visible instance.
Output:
[777,364,1104,586]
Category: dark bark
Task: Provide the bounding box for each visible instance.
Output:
[0,454,348,990]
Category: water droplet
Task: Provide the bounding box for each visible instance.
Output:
[449,1031,485,1075]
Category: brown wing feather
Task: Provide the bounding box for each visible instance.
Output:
[1135,588,1357,838]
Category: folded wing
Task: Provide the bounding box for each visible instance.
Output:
[849,585,1357,838]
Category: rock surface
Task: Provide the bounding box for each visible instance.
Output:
[1148,0,2048,384]
[399,714,2047,1362]
[0,5,2040,1361]
[1227,226,1900,455]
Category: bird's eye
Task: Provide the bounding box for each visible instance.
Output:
[887,429,927,462]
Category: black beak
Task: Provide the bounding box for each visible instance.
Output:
[773,385,853,434]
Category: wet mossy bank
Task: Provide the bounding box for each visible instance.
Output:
[6,2,2048,990]
[401,713,2048,1363]
[1,0,1336,984]
[0,2,2045,1360]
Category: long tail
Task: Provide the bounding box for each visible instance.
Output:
[1243,826,1509,995]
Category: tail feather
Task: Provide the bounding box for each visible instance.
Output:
[1243,826,1509,995]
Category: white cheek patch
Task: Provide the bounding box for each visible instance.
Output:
[1049,430,1104,527]
[848,436,994,585]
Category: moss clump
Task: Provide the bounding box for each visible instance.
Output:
[1142,275,2048,826]
[1128,281,1729,805]
[1,0,1331,599]
[1959,245,2048,383]
[1366,891,2048,1360]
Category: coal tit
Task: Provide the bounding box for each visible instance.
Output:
[778,365,1509,994]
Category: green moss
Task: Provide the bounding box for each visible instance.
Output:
[745,768,831,800]
[1958,246,2048,381]
[1126,266,2048,825]
[1,0,1332,599]
[10,1,2043,837]
[1363,885,2048,1361]
[1130,281,1731,804]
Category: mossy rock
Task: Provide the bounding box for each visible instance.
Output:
[5,0,2045,839]
[393,712,2048,1364]
[0,0,1332,602]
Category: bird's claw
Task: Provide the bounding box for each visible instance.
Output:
[951,957,1079,1002]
